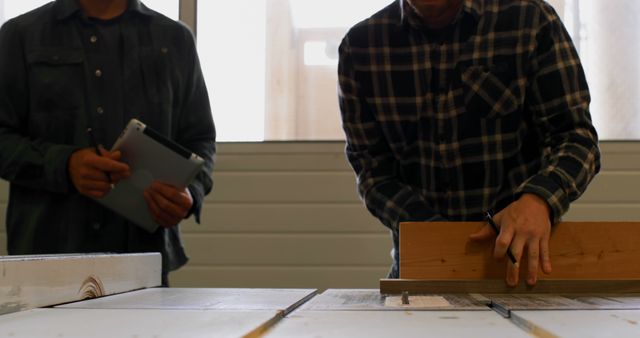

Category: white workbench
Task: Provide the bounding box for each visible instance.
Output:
[0,287,316,338]
[263,288,529,338]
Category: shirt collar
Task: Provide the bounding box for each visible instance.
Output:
[54,0,154,21]
[398,0,481,29]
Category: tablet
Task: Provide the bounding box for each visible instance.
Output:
[94,119,204,233]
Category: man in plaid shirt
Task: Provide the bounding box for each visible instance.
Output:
[338,0,600,285]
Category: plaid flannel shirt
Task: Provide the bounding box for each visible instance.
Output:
[339,0,600,232]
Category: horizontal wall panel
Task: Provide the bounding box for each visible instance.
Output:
[216,141,640,171]
[209,172,360,203]
[215,154,351,172]
[0,141,639,290]
[599,142,640,171]
[601,153,640,171]
[181,204,383,234]
[564,203,640,221]
[169,266,389,289]
[0,203,385,235]
[182,234,391,266]
[217,142,346,154]
[0,180,6,203]
[207,171,640,204]
[578,172,640,203]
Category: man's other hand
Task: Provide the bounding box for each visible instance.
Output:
[469,193,553,286]
[69,147,130,198]
[144,182,193,228]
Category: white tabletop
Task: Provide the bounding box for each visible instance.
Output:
[488,294,640,311]
[58,287,317,312]
[299,289,488,311]
[0,308,277,338]
[264,310,531,338]
[512,309,640,338]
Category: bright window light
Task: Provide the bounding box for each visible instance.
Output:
[143,0,179,21]
[304,41,338,66]
[197,1,267,142]
[2,0,49,20]
[289,0,394,28]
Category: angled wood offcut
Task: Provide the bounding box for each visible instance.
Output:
[399,221,640,280]
[0,253,161,315]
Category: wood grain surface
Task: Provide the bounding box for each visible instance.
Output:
[400,221,640,280]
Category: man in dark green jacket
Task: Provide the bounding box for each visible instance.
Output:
[0,0,215,285]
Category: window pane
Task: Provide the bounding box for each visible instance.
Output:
[197,0,390,141]
[561,0,640,140]
[197,1,267,142]
[142,0,179,21]
[1,0,50,21]
[200,0,639,142]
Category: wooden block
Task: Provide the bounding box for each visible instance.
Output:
[380,279,640,295]
[400,222,640,280]
[0,253,161,315]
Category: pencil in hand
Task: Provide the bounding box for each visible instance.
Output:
[484,211,518,266]
[86,127,114,187]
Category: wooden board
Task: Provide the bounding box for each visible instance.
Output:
[0,308,277,338]
[380,279,640,294]
[511,310,640,338]
[299,289,488,311]
[400,221,640,280]
[263,310,531,338]
[0,253,161,315]
[59,288,317,314]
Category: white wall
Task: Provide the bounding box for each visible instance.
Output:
[1,141,639,288]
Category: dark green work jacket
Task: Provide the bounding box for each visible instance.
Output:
[0,0,215,274]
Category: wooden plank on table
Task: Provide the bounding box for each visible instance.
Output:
[400,221,640,280]
[0,253,161,315]
[0,308,279,338]
[379,279,640,295]
[298,289,488,311]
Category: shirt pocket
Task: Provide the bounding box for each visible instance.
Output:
[461,64,519,119]
[26,49,84,143]
[27,49,85,111]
